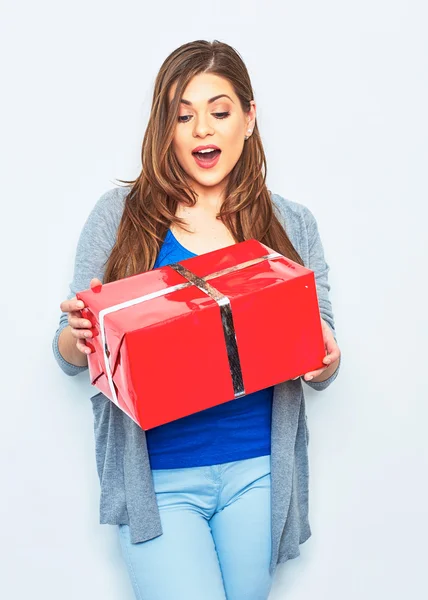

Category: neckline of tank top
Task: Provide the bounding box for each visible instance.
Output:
[166,228,199,257]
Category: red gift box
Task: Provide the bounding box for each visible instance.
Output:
[76,239,325,430]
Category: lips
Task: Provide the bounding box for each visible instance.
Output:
[192,148,221,169]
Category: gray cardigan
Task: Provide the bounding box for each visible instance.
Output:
[52,186,341,576]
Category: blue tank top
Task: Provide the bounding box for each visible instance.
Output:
[145,229,274,469]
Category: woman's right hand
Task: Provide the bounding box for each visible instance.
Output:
[59,278,102,355]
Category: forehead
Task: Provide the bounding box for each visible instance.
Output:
[168,73,236,105]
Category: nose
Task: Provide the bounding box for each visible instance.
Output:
[192,114,215,138]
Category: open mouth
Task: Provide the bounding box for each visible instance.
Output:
[191,148,222,169]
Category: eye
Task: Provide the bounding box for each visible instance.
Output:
[177,112,231,123]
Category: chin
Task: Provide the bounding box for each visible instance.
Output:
[188,170,228,188]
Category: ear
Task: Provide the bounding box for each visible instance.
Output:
[246,100,257,132]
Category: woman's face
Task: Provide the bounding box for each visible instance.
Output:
[168,73,256,200]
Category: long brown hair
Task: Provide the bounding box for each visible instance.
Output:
[104,39,304,283]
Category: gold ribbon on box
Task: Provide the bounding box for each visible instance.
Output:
[99,251,282,408]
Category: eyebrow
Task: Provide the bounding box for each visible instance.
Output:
[180,94,234,106]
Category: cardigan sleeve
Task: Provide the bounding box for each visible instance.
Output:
[52,188,124,376]
[300,206,341,391]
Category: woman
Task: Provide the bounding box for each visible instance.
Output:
[53,39,341,600]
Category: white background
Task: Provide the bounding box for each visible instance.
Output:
[1,1,427,598]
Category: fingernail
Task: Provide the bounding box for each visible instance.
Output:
[77,301,84,308]
[306,375,313,381]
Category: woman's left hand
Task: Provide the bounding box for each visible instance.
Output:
[292,318,341,382]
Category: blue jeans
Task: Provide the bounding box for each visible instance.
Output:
[118,454,274,600]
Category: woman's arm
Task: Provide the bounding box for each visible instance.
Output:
[52,187,125,376]
[300,206,342,390]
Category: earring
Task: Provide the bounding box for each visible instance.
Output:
[244,128,252,141]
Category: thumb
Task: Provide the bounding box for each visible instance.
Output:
[90,277,103,289]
